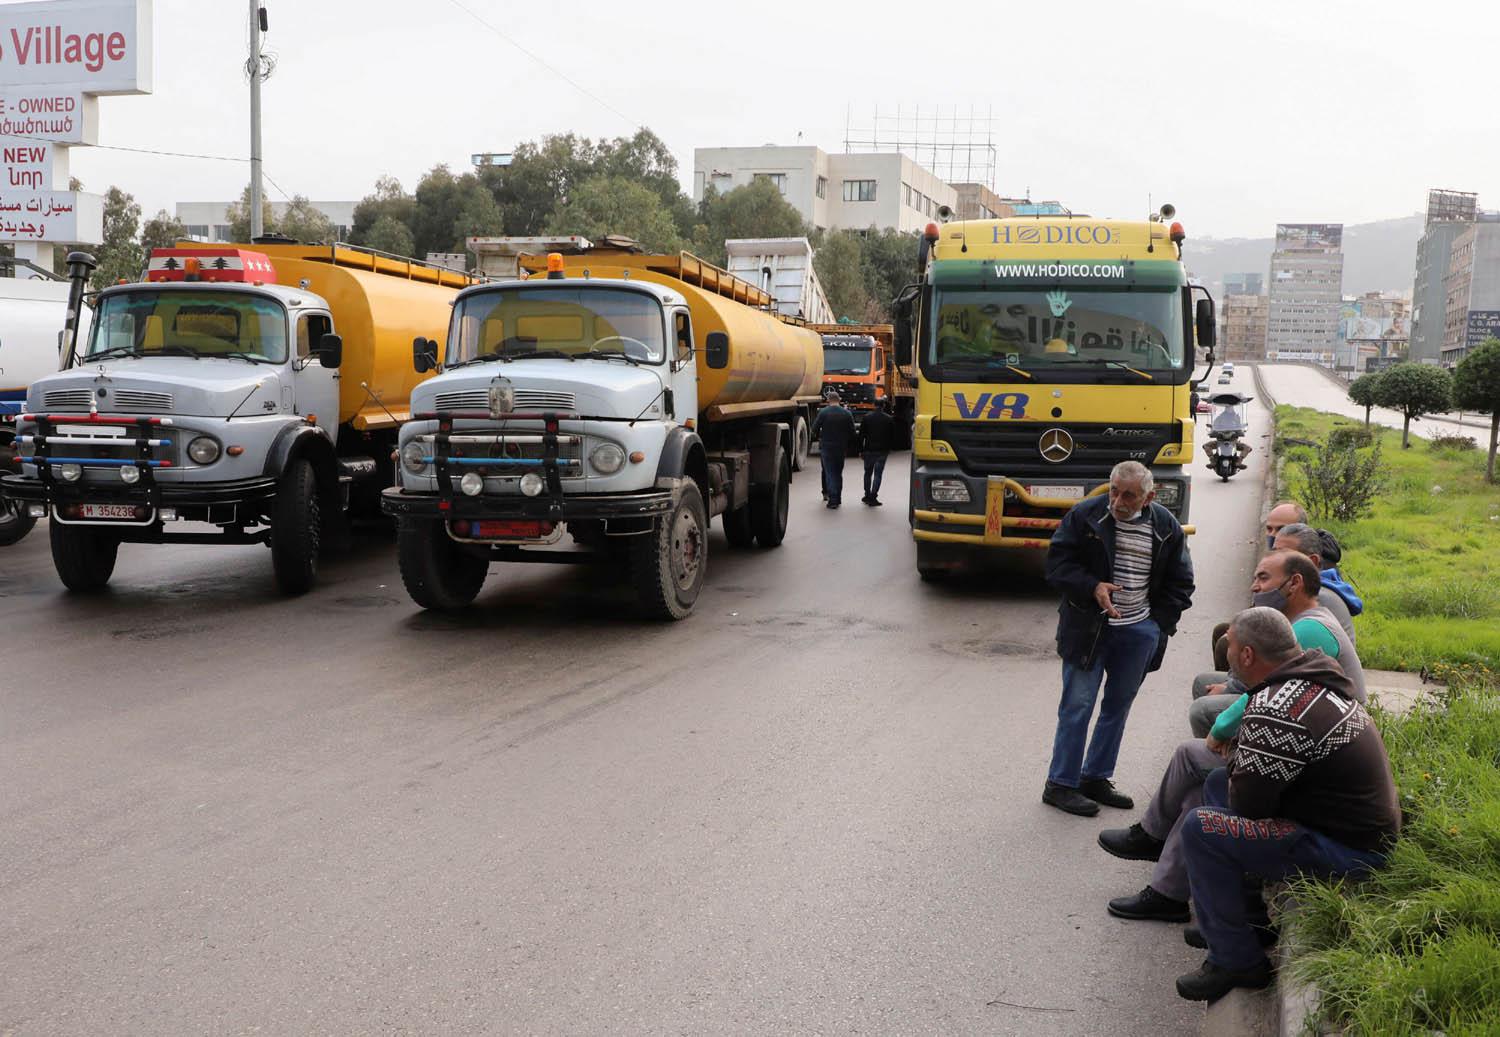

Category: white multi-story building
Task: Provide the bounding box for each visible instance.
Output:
[1266,223,1344,365]
[692,146,956,234]
[174,200,357,243]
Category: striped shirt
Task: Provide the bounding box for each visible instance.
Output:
[1109,514,1154,626]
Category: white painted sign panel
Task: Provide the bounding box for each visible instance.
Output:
[0,0,152,95]
[0,134,65,190]
[0,88,97,142]
[0,188,102,242]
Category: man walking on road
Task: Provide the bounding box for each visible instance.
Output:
[811,392,856,509]
[858,399,896,506]
[1042,461,1195,817]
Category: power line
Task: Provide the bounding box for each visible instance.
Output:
[438,0,639,131]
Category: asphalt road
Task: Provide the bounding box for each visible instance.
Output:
[1,399,1275,1036]
[1257,361,1495,442]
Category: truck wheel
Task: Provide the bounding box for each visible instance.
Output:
[750,448,790,548]
[0,497,37,546]
[791,415,811,472]
[50,522,119,591]
[397,517,488,610]
[722,500,755,548]
[630,480,706,620]
[270,458,321,595]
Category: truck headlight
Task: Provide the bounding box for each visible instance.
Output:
[520,472,545,497]
[930,479,970,503]
[590,442,625,475]
[401,440,430,475]
[188,436,221,464]
[1154,481,1182,508]
[459,472,484,496]
[57,462,82,482]
[120,465,141,485]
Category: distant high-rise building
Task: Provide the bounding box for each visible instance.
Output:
[1440,214,1500,366]
[1266,224,1344,365]
[1221,294,1269,361]
[1223,272,1264,297]
[1410,188,1479,363]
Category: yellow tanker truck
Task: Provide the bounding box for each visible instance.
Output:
[381,240,825,619]
[2,242,471,594]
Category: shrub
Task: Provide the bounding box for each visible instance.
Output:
[1429,433,1478,452]
[1331,426,1375,450]
[1297,433,1388,523]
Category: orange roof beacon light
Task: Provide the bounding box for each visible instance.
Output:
[183,256,202,281]
[923,222,941,243]
[546,252,566,279]
[1169,221,1186,245]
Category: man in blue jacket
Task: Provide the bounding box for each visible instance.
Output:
[1043,461,1196,817]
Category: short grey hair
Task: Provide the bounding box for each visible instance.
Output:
[1229,606,1300,662]
[1110,460,1154,494]
[1275,522,1323,559]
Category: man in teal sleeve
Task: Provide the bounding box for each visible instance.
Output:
[1098,551,1366,923]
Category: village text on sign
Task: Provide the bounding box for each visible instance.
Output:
[0,188,103,242]
[0,0,152,95]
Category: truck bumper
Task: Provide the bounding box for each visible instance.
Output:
[1,472,277,509]
[380,486,675,522]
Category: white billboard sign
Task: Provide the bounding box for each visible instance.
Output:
[0,188,102,242]
[0,88,97,143]
[0,0,152,95]
[0,134,65,190]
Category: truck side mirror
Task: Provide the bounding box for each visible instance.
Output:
[705,331,729,370]
[892,285,918,367]
[317,332,343,369]
[413,336,436,373]
[1195,298,1216,350]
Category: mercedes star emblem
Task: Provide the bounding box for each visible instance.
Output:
[1038,428,1074,463]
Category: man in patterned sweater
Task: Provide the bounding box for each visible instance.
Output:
[1174,607,1400,1001]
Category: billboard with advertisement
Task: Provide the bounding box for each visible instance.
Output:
[1275,223,1343,251]
[0,0,152,95]
[0,188,103,242]
[1465,310,1500,348]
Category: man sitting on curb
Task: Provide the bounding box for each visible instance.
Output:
[1275,523,1356,641]
[1189,550,1367,738]
[1174,607,1399,1002]
[1201,500,1310,674]
[1100,552,1367,924]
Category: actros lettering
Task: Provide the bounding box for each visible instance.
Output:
[952,391,1030,420]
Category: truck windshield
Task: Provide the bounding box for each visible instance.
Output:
[449,286,666,365]
[86,290,288,363]
[823,346,873,375]
[927,287,1184,378]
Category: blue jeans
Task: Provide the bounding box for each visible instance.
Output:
[1047,616,1160,787]
[1183,768,1386,970]
[863,452,888,499]
[821,448,846,504]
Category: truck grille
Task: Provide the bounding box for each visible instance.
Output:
[932,421,1178,477]
[434,388,577,412]
[42,389,94,410]
[112,389,173,411]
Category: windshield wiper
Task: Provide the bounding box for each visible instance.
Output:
[1050,357,1156,381]
[159,344,202,358]
[940,356,1034,380]
[219,350,266,364]
[580,349,642,366]
[85,346,142,362]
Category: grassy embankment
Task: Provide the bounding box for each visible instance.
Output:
[1275,405,1500,676]
[1271,407,1500,1034]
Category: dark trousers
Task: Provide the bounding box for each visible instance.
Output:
[862,451,888,500]
[821,448,846,504]
[1047,616,1160,787]
[1182,768,1385,970]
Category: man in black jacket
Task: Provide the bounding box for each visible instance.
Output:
[858,400,897,506]
[811,392,857,509]
[1043,461,1195,817]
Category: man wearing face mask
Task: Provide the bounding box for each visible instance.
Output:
[1098,553,1368,925]
[1042,461,1195,817]
[1202,501,1310,672]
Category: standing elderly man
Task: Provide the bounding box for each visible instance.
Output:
[1175,607,1399,1001]
[1042,461,1195,817]
[811,391,856,509]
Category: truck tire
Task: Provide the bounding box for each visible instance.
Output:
[630,480,706,620]
[270,458,321,595]
[791,415,811,472]
[50,522,119,591]
[397,517,488,610]
[750,447,790,548]
[722,500,755,548]
[0,497,37,546]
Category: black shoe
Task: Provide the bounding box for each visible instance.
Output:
[1107,886,1190,923]
[870,498,883,506]
[1183,924,1278,950]
[1098,823,1164,862]
[830,501,840,509]
[1175,957,1273,1001]
[862,496,874,505]
[1042,781,1100,816]
[1080,778,1134,810]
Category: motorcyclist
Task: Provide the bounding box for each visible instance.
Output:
[1202,398,1252,471]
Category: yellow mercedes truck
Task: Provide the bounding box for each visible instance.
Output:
[894,210,1216,578]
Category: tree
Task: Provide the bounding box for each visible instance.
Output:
[814,231,870,321]
[545,175,683,254]
[1347,371,1383,427]
[225,184,270,242]
[140,209,187,254]
[1453,337,1500,482]
[410,165,503,256]
[277,196,335,244]
[362,214,416,257]
[350,175,416,247]
[691,179,808,264]
[92,186,143,289]
[858,228,919,319]
[1374,363,1454,448]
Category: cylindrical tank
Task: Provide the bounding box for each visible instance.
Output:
[253,245,468,428]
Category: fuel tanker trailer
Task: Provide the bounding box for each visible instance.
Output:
[382,239,825,619]
[2,242,472,594]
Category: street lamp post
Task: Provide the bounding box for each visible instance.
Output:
[248,2,266,239]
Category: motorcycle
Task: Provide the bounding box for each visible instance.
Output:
[1204,391,1253,482]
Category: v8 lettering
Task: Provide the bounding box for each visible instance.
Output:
[953,391,1030,420]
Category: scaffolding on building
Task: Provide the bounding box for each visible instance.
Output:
[1426,189,1478,225]
[842,104,997,191]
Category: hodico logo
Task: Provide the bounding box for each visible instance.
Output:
[992,224,1117,246]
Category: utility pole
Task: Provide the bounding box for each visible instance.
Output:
[248,1,266,239]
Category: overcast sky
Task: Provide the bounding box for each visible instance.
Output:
[56,0,1498,239]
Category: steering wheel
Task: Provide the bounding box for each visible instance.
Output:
[593,335,653,362]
